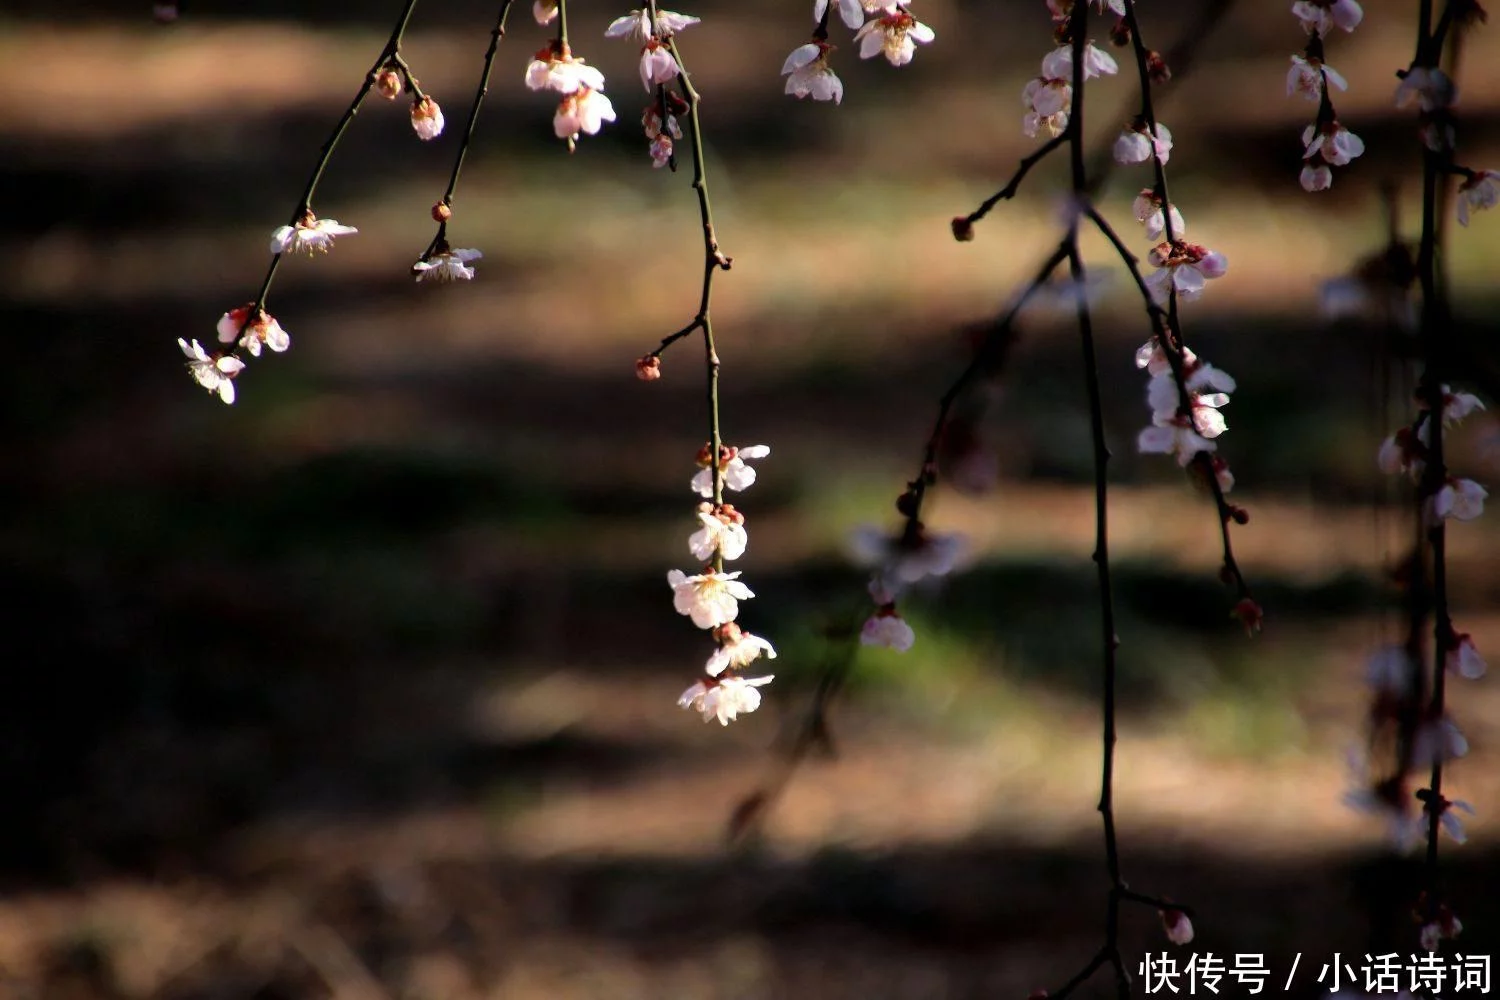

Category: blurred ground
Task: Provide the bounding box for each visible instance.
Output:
[3,1,1500,997]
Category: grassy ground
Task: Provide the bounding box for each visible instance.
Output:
[4,2,1500,997]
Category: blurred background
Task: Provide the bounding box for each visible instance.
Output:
[4,0,1500,997]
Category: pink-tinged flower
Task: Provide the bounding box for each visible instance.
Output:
[412,248,483,282]
[1145,241,1228,303]
[689,507,749,562]
[1303,120,1365,166]
[554,87,617,142]
[1147,369,1232,434]
[270,216,358,255]
[643,105,683,140]
[678,674,773,725]
[1022,77,1072,138]
[783,42,844,103]
[1365,644,1414,695]
[853,11,935,67]
[1412,716,1469,766]
[1458,170,1500,226]
[849,524,965,584]
[693,444,770,497]
[154,2,180,22]
[1135,338,1196,378]
[1434,385,1485,426]
[638,39,679,91]
[1211,455,1235,493]
[1432,478,1487,522]
[1448,633,1487,679]
[534,0,559,24]
[526,49,608,94]
[1114,121,1172,165]
[1160,910,1193,946]
[649,133,674,167]
[1300,163,1333,192]
[605,8,699,42]
[1395,66,1457,111]
[706,623,777,676]
[815,0,866,29]
[178,338,244,404]
[668,568,753,629]
[1292,0,1363,34]
[1438,799,1476,845]
[411,96,444,140]
[1287,55,1347,101]
[216,305,289,357]
[1138,416,1214,466]
[1420,913,1464,953]
[1133,189,1185,242]
[1041,42,1118,81]
[1378,426,1424,478]
[861,609,915,651]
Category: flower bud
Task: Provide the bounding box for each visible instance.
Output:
[432,202,452,222]
[1109,17,1132,46]
[1160,909,1194,945]
[635,355,662,381]
[411,95,445,141]
[1232,597,1263,636]
[1146,50,1172,85]
[376,67,403,100]
[951,216,976,242]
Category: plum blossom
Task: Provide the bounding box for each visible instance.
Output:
[412,248,483,282]
[1448,633,1487,679]
[1432,478,1487,522]
[861,608,916,651]
[534,0,558,24]
[637,40,679,91]
[270,215,358,255]
[815,0,866,29]
[1135,338,1195,378]
[1457,170,1500,226]
[178,338,245,404]
[706,623,776,676]
[1160,910,1194,946]
[1420,909,1464,953]
[1145,241,1228,303]
[555,88,617,142]
[693,444,770,497]
[1436,799,1476,845]
[1287,55,1347,101]
[1114,121,1172,165]
[216,305,289,357]
[689,506,748,561]
[1300,164,1333,192]
[678,674,773,725]
[1395,66,1457,112]
[1133,190,1184,242]
[1292,0,1363,35]
[1303,120,1365,166]
[783,42,843,103]
[1365,644,1414,695]
[1138,415,1215,466]
[1147,364,1234,430]
[526,49,607,94]
[410,96,444,140]
[1041,43,1118,82]
[1412,716,1469,766]
[1433,385,1485,426]
[1377,427,1423,478]
[853,10,935,67]
[604,8,699,42]
[849,524,964,584]
[668,568,754,629]
[1022,77,1072,138]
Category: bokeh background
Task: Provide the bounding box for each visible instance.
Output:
[4,0,1500,997]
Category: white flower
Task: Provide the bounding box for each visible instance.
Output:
[689,510,748,561]
[178,338,244,404]
[412,248,483,282]
[1377,427,1422,478]
[814,0,866,29]
[1160,910,1193,946]
[1094,0,1126,13]
[1287,55,1347,102]
[668,568,753,629]
[1292,0,1363,34]
[1135,338,1194,378]
[1395,66,1457,111]
[861,611,915,651]
[270,216,358,255]
[526,52,607,95]
[1438,385,1485,426]
[1133,190,1185,241]
[1458,170,1500,226]
[1303,121,1365,166]
[1412,717,1469,766]
[1041,43,1118,82]
[693,444,770,497]
[1432,478,1487,521]
[533,0,558,24]
[1300,163,1333,192]
[216,305,289,357]
[1146,242,1228,303]
[783,43,843,103]
[411,96,444,140]
[1448,633,1487,679]
[638,40,679,91]
[853,11,935,67]
[554,88,617,141]
[1440,799,1476,845]
[848,525,965,584]
[678,674,774,725]
[605,8,699,42]
[705,626,776,676]
[1114,122,1172,165]
[1138,416,1215,466]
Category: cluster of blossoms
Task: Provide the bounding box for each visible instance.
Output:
[372,60,448,142]
[525,39,617,148]
[673,445,778,725]
[848,507,964,654]
[603,8,698,166]
[780,0,935,106]
[1020,0,1121,138]
[1288,0,1365,191]
[1379,385,1488,524]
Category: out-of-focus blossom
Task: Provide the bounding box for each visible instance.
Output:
[1438,798,1476,845]
[412,248,483,282]
[1292,0,1363,34]
[668,568,754,629]
[270,216,358,255]
[783,42,844,103]
[1287,55,1347,101]
[1458,170,1500,226]
[216,305,290,356]
[1432,478,1488,522]
[1365,644,1415,695]
[1138,414,1215,466]
[861,608,916,651]
[1448,633,1487,679]
[1412,716,1469,766]
[1395,66,1457,112]
[1041,43,1119,81]
[678,674,773,724]
[853,10,935,67]
[1300,163,1333,192]
[178,338,244,404]
[1160,910,1194,946]
[1432,385,1485,426]
[1344,777,1424,851]
[849,524,965,584]
[534,0,559,25]
[693,444,770,497]
[411,96,445,140]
